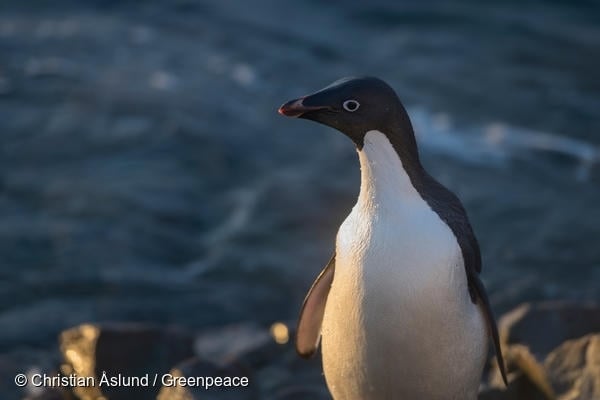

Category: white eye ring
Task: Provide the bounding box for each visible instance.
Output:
[342,99,360,112]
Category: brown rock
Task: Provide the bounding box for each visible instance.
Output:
[487,344,556,398]
[544,334,600,400]
[59,323,194,400]
[499,302,600,359]
[484,302,600,400]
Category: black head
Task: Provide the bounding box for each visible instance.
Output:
[278,77,417,153]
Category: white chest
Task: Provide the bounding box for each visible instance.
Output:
[335,199,462,303]
[335,130,463,300]
[320,131,487,400]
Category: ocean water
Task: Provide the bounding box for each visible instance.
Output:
[0,0,599,397]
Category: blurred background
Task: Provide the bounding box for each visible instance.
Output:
[0,0,599,398]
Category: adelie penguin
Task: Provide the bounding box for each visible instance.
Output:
[278,77,508,399]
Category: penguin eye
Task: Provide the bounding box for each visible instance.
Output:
[342,100,360,112]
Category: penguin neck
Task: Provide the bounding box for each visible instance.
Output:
[356,130,425,210]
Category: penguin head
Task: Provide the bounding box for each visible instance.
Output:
[279,77,409,148]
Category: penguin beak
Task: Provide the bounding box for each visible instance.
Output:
[278,98,331,118]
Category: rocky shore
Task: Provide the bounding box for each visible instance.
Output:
[481,302,600,400]
[15,301,599,400]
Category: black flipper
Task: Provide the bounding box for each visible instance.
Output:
[469,272,509,386]
[296,255,336,358]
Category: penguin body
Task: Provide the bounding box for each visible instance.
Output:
[278,77,507,399]
[322,130,487,399]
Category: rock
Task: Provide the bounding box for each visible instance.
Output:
[487,344,555,397]
[257,347,326,398]
[480,354,553,400]
[189,321,327,399]
[60,323,194,400]
[484,302,600,400]
[159,322,302,399]
[544,334,600,400]
[479,371,549,400]
[156,357,257,400]
[485,334,600,400]
[499,302,600,359]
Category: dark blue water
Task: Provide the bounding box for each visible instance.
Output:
[0,0,599,396]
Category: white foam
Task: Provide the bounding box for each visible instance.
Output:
[409,107,600,181]
[149,70,178,91]
[231,63,256,87]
